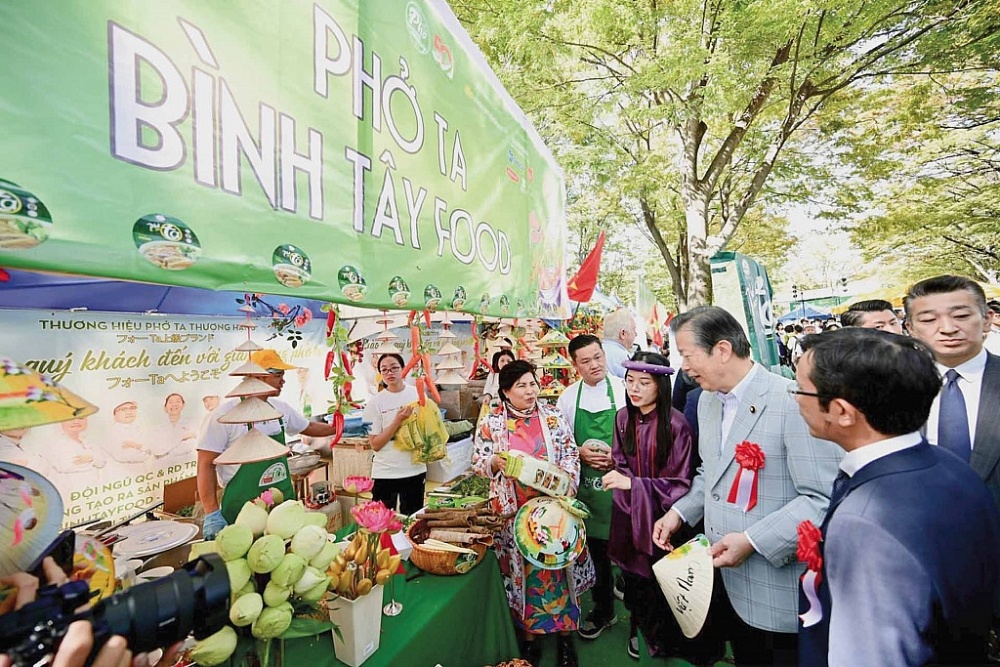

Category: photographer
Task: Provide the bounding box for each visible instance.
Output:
[0,558,181,667]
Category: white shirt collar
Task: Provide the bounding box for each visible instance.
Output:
[716,362,759,403]
[935,347,987,382]
[840,431,922,477]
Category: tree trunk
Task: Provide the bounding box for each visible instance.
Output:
[683,191,711,308]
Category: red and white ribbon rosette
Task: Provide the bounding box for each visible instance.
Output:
[797,520,824,628]
[727,441,765,512]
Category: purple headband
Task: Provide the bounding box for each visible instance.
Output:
[621,360,675,376]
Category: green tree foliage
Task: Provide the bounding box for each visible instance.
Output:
[456,0,993,307]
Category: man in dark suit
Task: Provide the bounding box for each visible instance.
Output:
[793,328,1000,665]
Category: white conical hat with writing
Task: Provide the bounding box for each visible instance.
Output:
[214,427,290,464]
[216,397,283,423]
[651,534,713,638]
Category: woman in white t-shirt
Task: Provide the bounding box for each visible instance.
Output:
[364,353,427,514]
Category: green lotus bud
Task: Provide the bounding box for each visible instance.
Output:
[299,577,331,604]
[251,605,293,640]
[235,501,269,537]
[267,487,285,504]
[246,534,285,574]
[189,625,238,666]
[263,580,292,607]
[293,566,326,595]
[270,553,307,587]
[225,558,252,593]
[229,592,264,627]
[301,511,328,528]
[215,524,254,562]
[232,580,256,603]
[309,540,340,571]
[290,525,328,561]
[266,500,305,539]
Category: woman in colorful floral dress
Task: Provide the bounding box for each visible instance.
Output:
[473,360,595,667]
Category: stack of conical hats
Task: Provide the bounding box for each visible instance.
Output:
[435,315,467,385]
[214,311,290,465]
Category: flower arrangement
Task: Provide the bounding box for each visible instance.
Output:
[326,501,402,600]
[186,489,338,666]
[234,293,312,349]
[342,476,374,508]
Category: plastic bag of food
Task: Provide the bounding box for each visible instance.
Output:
[394,400,449,463]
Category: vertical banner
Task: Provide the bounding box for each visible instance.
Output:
[711,252,781,371]
[0,311,331,526]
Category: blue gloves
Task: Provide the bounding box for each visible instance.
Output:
[202,510,228,540]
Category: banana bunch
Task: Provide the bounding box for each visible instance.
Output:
[326,531,401,599]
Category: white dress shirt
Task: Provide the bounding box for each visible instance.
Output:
[840,431,922,477]
[926,349,987,449]
[716,363,760,453]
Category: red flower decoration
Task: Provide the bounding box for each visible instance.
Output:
[735,441,765,471]
[797,520,823,572]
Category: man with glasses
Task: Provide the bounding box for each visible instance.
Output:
[653,306,841,666]
[793,328,1000,665]
[196,348,342,538]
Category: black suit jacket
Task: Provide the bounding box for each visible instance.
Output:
[970,353,1000,508]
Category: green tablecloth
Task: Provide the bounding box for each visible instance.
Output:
[285,532,519,667]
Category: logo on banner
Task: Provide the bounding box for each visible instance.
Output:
[258,461,288,486]
[405,2,430,54]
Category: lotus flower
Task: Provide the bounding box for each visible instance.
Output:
[351,500,398,534]
[343,476,374,494]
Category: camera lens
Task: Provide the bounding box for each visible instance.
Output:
[94,553,230,653]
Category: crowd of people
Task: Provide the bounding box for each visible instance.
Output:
[471,273,1000,667]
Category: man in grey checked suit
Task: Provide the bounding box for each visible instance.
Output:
[654,306,842,665]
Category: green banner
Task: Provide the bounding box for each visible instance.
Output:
[711,252,781,371]
[0,0,569,319]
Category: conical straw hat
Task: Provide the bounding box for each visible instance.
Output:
[436,328,456,340]
[216,397,283,423]
[436,342,462,356]
[229,360,270,377]
[214,427,290,464]
[540,352,573,368]
[0,356,98,430]
[651,534,714,638]
[538,329,570,345]
[373,340,401,355]
[435,357,464,370]
[226,377,279,398]
[237,322,257,330]
[436,369,468,385]
[233,340,264,352]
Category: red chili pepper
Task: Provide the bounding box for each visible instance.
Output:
[330,411,344,447]
[422,309,432,328]
[340,351,353,374]
[407,310,417,326]
[326,309,337,337]
[410,325,421,355]
[323,350,336,380]
[422,353,434,378]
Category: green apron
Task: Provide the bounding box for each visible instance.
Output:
[574,377,617,540]
[220,420,296,524]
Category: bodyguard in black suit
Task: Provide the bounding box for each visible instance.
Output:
[905,275,1000,502]
[793,329,1000,666]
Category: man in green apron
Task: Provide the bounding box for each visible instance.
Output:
[196,349,343,538]
[556,334,627,640]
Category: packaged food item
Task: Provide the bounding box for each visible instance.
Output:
[498,450,571,497]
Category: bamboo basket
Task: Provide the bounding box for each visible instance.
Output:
[406,518,487,576]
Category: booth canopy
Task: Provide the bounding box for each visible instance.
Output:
[778,305,832,323]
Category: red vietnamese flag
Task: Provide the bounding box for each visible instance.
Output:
[567,231,605,303]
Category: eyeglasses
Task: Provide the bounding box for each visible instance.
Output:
[380,366,403,374]
[786,384,820,398]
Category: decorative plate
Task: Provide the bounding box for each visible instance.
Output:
[513,496,587,570]
[113,521,199,559]
[72,535,115,601]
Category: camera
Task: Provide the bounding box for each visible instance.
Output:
[0,553,230,667]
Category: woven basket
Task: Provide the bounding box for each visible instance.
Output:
[406,518,487,576]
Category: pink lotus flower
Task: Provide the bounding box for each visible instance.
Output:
[343,475,374,495]
[351,500,399,533]
[256,489,276,508]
